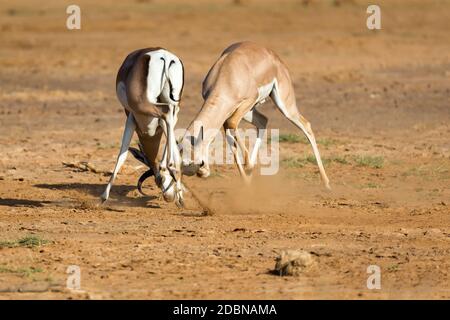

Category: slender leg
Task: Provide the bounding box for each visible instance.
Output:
[223,98,259,182]
[159,118,169,169]
[160,105,179,174]
[271,83,330,190]
[157,118,172,197]
[233,128,250,170]
[242,108,268,173]
[224,127,251,184]
[159,105,184,207]
[134,127,164,189]
[291,115,330,189]
[101,113,136,202]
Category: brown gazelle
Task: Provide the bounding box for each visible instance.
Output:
[181,42,330,189]
[101,47,185,207]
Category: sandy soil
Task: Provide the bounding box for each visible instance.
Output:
[0,0,449,299]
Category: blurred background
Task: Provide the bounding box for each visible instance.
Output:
[0,0,449,299]
[1,0,449,130]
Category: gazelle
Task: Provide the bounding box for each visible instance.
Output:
[101,47,185,207]
[181,42,330,189]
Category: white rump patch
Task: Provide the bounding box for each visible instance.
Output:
[145,49,184,105]
[256,79,276,105]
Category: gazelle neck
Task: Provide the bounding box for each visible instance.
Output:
[188,96,230,145]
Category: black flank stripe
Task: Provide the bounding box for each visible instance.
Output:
[160,57,166,92]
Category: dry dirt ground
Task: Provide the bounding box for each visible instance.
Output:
[0,0,449,299]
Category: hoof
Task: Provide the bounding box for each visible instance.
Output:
[100,192,109,203]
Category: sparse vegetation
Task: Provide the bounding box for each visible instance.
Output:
[402,162,450,179]
[282,157,308,168]
[281,154,384,169]
[282,154,347,168]
[0,235,49,248]
[326,155,349,165]
[362,182,380,189]
[0,265,43,277]
[277,134,339,147]
[317,138,339,147]
[278,133,307,144]
[354,155,384,169]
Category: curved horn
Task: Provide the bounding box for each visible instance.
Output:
[129,146,150,167]
[137,169,154,196]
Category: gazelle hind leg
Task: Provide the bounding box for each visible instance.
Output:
[223,98,258,183]
[270,84,331,190]
[101,113,136,202]
[291,115,330,189]
[242,108,268,172]
[224,127,251,184]
[233,128,251,174]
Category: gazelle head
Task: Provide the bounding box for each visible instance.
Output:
[179,122,211,178]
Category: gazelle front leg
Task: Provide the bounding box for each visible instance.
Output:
[233,128,251,172]
[160,105,181,177]
[101,113,136,202]
[224,126,251,184]
[160,104,184,207]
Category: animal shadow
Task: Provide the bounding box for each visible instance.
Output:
[0,198,51,208]
[34,183,159,208]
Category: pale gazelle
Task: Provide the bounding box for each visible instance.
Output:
[101,47,185,207]
[181,42,330,189]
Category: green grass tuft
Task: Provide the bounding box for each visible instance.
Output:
[317,138,339,147]
[281,154,386,169]
[0,265,43,277]
[328,156,350,165]
[281,157,308,168]
[0,235,49,248]
[282,154,351,168]
[354,155,384,169]
[277,134,340,146]
[362,182,380,189]
[278,134,307,144]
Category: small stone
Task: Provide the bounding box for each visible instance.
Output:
[274,250,314,276]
